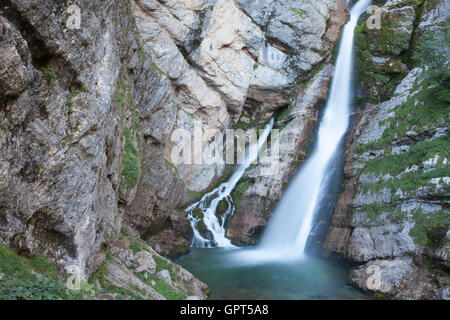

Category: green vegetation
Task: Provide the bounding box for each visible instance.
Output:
[275,106,294,131]
[355,72,449,156]
[151,62,166,76]
[196,220,209,238]
[152,254,180,284]
[240,114,255,123]
[410,209,450,246]
[216,199,229,215]
[231,180,253,207]
[422,255,450,277]
[137,272,185,300]
[128,237,186,300]
[186,188,204,200]
[191,207,204,220]
[290,8,307,19]
[0,124,8,140]
[41,67,56,83]
[364,136,449,177]
[235,121,250,130]
[414,27,450,105]
[356,203,396,224]
[116,74,142,190]
[351,24,450,250]
[70,84,88,96]
[0,244,94,300]
[360,168,449,198]
[164,159,178,172]
[120,127,142,187]
[90,235,190,300]
[89,259,143,300]
[38,164,45,175]
[129,237,149,254]
[116,77,139,124]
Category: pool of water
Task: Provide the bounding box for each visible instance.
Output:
[176,248,369,300]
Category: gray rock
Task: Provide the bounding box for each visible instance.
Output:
[157,269,173,286]
[350,258,440,299]
[134,251,156,274]
[0,16,33,97]
[324,0,449,300]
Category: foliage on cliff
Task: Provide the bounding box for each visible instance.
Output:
[0,244,94,300]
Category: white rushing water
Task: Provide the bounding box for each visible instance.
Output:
[186,118,275,248]
[244,0,372,262]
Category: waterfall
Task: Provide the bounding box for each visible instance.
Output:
[249,0,372,261]
[186,118,275,248]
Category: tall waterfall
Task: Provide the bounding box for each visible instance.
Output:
[251,0,372,261]
[186,118,275,248]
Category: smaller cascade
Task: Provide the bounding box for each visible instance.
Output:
[186,118,275,248]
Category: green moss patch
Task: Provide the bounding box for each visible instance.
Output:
[410,209,450,247]
[231,180,253,207]
[0,244,94,300]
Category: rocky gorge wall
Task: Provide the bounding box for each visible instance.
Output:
[324,0,449,299]
[0,0,351,299]
[0,0,211,299]
[2,0,446,301]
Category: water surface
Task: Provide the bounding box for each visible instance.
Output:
[177,248,369,300]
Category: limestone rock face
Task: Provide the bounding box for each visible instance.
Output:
[0,0,132,278]
[0,16,33,97]
[0,0,349,282]
[157,269,172,286]
[349,258,441,300]
[354,0,416,103]
[324,0,449,300]
[0,0,216,280]
[133,0,349,124]
[324,66,449,299]
[94,235,208,300]
[128,0,351,251]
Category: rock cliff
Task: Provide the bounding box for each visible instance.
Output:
[0,0,350,298]
[1,0,446,301]
[324,0,449,299]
